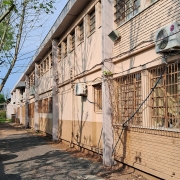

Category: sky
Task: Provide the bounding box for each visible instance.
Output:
[2,0,69,94]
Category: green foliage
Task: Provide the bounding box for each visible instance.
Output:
[0,22,14,51]
[0,110,6,119]
[2,0,14,5]
[103,71,113,76]
[0,94,5,103]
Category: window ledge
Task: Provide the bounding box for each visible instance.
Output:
[95,110,102,114]
[113,125,180,137]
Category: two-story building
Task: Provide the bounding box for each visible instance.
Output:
[9,0,180,179]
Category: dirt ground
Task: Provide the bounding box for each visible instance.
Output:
[0,122,159,180]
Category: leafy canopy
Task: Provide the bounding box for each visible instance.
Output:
[0,94,5,103]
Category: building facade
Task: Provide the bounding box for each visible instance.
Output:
[9,0,180,179]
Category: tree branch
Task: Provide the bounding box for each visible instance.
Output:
[0,1,26,92]
[0,14,11,52]
[0,4,15,23]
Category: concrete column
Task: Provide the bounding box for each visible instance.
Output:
[142,70,151,128]
[34,63,39,131]
[25,75,29,128]
[95,2,101,29]
[52,39,59,141]
[102,0,115,166]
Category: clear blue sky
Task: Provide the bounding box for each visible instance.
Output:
[2,0,69,94]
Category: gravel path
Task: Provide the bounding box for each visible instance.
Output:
[0,123,151,180]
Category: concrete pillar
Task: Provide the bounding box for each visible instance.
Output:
[34,63,39,131]
[25,75,29,128]
[52,39,59,141]
[142,70,151,128]
[102,0,115,166]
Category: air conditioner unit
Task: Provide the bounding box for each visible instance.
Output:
[155,21,180,53]
[74,83,87,96]
[29,86,35,96]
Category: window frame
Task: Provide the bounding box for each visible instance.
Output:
[93,83,102,112]
[114,0,140,26]
[89,9,96,34]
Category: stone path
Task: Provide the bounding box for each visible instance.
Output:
[0,123,152,180]
[0,123,105,180]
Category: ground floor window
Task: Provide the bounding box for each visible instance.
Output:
[150,62,180,129]
[94,83,102,112]
[114,72,142,126]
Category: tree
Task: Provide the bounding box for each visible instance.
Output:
[0,0,56,92]
[0,93,5,103]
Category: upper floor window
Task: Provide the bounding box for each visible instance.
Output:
[39,52,51,77]
[94,83,102,112]
[115,0,140,25]
[79,21,84,42]
[29,71,35,88]
[64,39,67,57]
[71,31,75,50]
[58,45,62,61]
[89,9,95,34]
[50,53,52,67]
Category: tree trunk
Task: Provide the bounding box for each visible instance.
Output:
[0,4,15,23]
[0,1,26,92]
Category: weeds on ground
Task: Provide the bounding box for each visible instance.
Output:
[0,118,12,123]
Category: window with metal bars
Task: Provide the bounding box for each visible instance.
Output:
[150,62,180,129]
[63,39,67,57]
[28,102,34,118]
[94,83,102,111]
[79,21,84,42]
[71,31,75,50]
[115,72,142,126]
[50,53,53,67]
[89,9,95,34]
[114,0,140,25]
[29,71,35,88]
[46,56,49,70]
[58,45,62,61]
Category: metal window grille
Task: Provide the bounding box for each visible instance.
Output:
[64,40,67,57]
[29,71,35,88]
[38,100,42,113]
[114,72,142,126]
[90,10,95,33]
[44,60,46,72]
[58,45,61,61]
[46,56,49,70]
[71,31,75,49]
[48,97,52,113]
[79,22,84,42]
[114,0,140,25]
[28,102,34,118]
[40,63,43,76]
[50,53,52,67]
[94,83,102,111]
[150,62,180,129]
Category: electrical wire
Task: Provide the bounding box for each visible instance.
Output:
[111,60,167,156]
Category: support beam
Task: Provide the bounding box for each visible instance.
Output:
[25,75,29,128]
[52,39,59,141]
[102,0,115,166]
[34,63,39,131]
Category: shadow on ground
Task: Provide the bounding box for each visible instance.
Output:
[0,123,104,180]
